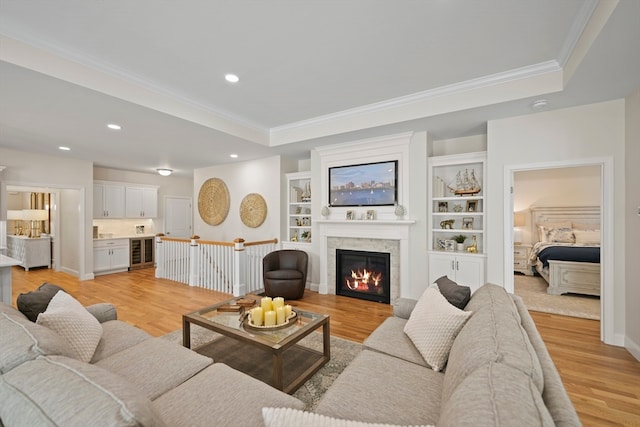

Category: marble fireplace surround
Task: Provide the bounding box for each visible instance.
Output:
[317,220,414,303]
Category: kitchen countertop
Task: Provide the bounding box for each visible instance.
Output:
[93,234,157,240]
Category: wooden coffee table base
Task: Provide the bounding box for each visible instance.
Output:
[194,335,328,393]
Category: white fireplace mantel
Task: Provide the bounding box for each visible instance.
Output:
[317,219,415,300]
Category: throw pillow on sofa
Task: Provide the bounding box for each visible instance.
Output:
[403,287,472,371]
[36,291,103,363]
[262,407,434,427]
[17,282,65,322]
[433,276,471,309]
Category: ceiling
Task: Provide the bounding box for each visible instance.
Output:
[1,0,639,177]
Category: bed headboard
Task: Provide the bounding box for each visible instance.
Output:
[529,206,600,243]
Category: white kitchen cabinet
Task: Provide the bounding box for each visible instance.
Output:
[93,238,130,275]
[428,252,486,293]
[94,182,125,218]
[125,186,158,218]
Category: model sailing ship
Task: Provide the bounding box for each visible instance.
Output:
[448,169,481,196]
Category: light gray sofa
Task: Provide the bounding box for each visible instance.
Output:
[314,283,582,426]
[0,301,304,427]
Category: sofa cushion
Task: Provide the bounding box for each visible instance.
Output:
[96,337,213,399]
[0,355,166,427]
[438,362,554,427]
[265,269,303,280]
[262,407,435,427]
[17,283,65,322]
[153,363,304,426]
[91,320,152,363]
[315,350,442,426]
[363,317,427,367]
[442,284,543,402]
[403,287,472,371]
[464,283,519,320]
[0,310,74,374]
[36,290,103,362]
[433,276,470,309]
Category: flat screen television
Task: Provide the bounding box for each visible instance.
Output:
[328,160,398,207]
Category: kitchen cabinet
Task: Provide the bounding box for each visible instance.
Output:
[125,186,158,218]
[7,235,51,271]
[93,238,130,275]
[94,182,125,218]
[428,252,485,293]
[129,237,154,269]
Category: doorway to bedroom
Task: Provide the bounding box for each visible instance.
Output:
[512,165,601,321]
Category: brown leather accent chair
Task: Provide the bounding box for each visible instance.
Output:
[262,250,308,300]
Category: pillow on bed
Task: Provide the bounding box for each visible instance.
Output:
[536,221,571,241]
[574,229,600,245]
[546,227,575,243]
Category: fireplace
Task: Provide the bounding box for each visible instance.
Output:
[336,249,391,304]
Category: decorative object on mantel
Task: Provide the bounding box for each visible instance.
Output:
[394,204,405,219]
[366,210,376,220]
[321,206,330,218]
[240,193,267,228]
[346,210,355,220]
[198,178,230,226]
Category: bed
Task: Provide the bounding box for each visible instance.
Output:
[528,206,601,296]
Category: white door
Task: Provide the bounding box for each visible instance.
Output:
[164,196,192,238]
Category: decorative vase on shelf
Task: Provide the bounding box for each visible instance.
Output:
[394,204,406,219]
[321,206,330,218]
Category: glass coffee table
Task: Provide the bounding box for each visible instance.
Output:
[183,296,330,394]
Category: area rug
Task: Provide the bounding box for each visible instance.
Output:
[160,325,362,410]
[514,274,600,320]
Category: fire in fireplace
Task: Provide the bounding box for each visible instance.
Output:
[336,249,390,304]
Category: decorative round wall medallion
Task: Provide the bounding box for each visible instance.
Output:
[198,178,230,226]
[240,193,267,228]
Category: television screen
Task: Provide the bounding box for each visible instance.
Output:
[328,160,398,207]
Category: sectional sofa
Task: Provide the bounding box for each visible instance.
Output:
[1,282,581,426]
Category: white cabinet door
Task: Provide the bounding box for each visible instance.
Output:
[111,246,131,270]
[94,183,125,218]
[126,187,157,218]
[93,247,111,272]
[428,252,485,293]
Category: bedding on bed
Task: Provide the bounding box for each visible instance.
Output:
[529,241,600,269]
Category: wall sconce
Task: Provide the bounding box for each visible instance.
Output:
[23,209,48,238]
[7,210,24,235]
[157,168,172,176]
[513,212,526,244]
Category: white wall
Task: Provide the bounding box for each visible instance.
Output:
[625,88,640,360]
[193,156,286,242]
[514,165,601,245]
[487,99,626,344]
[430,134,487,157]
[0,147,93,279]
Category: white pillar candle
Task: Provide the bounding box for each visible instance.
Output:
[276,306,286,325]
[284,304,292,318]
[272,296,285,309]
[251,307,263,326]
[264,310,276,326]
[261,297,273,313]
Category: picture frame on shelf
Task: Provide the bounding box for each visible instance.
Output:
[444,240,456,252]
[462,217,474,229]
[435,237,447,251]
[366,210,376,220]
[466,200,478,212]
[346,210,355,220]
[438,201,448,212]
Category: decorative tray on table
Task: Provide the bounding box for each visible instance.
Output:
[242,310,298,331]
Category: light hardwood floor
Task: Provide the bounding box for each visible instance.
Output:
[9,266,640,426]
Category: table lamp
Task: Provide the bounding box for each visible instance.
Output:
[23,209,48,238]
[513,212,526,244]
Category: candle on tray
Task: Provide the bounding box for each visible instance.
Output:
[264,310,276,326]
[276,306,286,325]
[284,304,292,318]
[251,307,263,326]
[272,296,285,309]
[261,297,273,313]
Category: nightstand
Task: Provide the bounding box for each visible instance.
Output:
[514,244,533,275]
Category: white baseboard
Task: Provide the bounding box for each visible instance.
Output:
[624,336,640,362]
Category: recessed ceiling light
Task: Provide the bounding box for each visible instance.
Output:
[229,154,239,158]
[107,123,122,130]
[58,146,71,151]
[157,168,172,176]
[531,99,549,111]
[225,74,239,83]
